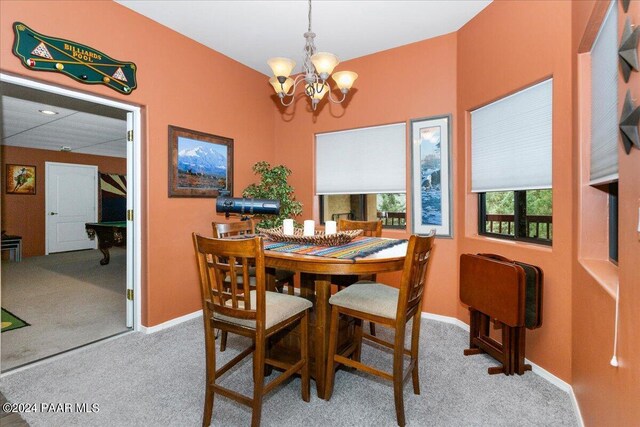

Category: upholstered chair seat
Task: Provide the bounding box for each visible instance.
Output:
[328,281,398,320]
[218,290,312,329]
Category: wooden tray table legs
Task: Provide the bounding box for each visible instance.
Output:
[464,308,532,375]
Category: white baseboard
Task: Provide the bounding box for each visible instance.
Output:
[140,310,203,334]
[421,311,584,427]
[421,311,470,332]
[568,387,585,427]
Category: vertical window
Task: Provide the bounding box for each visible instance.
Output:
[471,79,553,245]
[316,123,406,229]
[589,1,618,185]
[590,1,619,264]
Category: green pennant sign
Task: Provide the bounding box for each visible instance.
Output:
[12,22,137,95]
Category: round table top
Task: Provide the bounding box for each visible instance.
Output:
[264,239,407,276]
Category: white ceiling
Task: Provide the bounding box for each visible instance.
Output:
[116,0,492,76]
[1,1,490,158]
[1,95,127,158]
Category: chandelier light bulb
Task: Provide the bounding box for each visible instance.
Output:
[267,57,296,78]
[332,71,358,92]
[310,52,339,77]
[306,82,328,100]
[269,76,294,95]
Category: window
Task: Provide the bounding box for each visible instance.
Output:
[320,193,406,229]
[478,190,552,244]
[471,79,553,245]
[589,1,618,264]
[589,0,618,185]
[315,123,406,229]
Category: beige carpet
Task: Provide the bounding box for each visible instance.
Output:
[1,248,129,371]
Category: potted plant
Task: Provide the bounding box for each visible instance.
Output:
[242,161,303,228]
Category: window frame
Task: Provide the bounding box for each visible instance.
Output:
[478,190,552,246]
[608,182,618,264]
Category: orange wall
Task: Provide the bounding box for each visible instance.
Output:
[272,33,461,317]
[571,0,640,425]
[456,0,575,382]
[2,4,639,421]
[1,146,126,257]
[0,1,277,326]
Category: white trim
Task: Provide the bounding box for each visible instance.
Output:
[525,357,572,392]
[421,311,469,331]
[421,311,584,427]
[1,73,143,333]
[569,387,586,427]
[140,310,203,334]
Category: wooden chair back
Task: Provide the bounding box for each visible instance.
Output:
[193,233,266,331]
[212,219,255,238]
[396,232,436,323]
[338,219,382,237]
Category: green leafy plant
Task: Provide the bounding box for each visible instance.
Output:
[242,161,303,228]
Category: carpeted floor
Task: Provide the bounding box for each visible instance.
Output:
[0,317,578,426]
[1,248,129,370]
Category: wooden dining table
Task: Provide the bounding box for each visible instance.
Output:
[263,239,407,398]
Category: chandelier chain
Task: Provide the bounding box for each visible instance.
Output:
[308,0,312,32]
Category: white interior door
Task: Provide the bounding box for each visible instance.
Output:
[126,112,134,328]
[45,162,98,254]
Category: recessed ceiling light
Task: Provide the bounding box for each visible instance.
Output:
[39,109,58,115]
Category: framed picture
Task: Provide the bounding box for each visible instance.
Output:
[168,125,233,198]
[6,164,36,195]
[411,115,452,237]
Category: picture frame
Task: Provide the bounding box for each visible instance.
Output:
[6,164,36,195]
[410,115,453,237]
[168,125,233,198]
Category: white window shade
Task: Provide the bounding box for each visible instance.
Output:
[316,123,406,195]
[590,1,618,185]
[471,79,553,193]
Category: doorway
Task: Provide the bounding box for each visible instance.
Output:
[0,73,142,372]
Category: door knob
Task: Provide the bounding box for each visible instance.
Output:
[49,212,58,215]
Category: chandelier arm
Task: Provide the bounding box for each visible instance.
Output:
[280,96,296,107]
[287,74,307,97]
[327,85,348,104]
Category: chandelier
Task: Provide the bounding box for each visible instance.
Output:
[267,0,358,110]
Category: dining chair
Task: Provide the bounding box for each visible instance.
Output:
[213,220,296,351]
[324,232,436,427]
[193,233,311,427]
[332,219,383,335]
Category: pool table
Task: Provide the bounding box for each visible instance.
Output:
[85,221,127,265]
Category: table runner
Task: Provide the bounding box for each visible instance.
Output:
[264,237,406,260]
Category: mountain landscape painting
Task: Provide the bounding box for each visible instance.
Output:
[177,137,228,190]
[169,126,233,197]
[419,125,442,226]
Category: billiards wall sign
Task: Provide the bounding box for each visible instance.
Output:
[12,22,137,95]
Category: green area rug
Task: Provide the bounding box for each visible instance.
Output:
[1,308,29,332]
